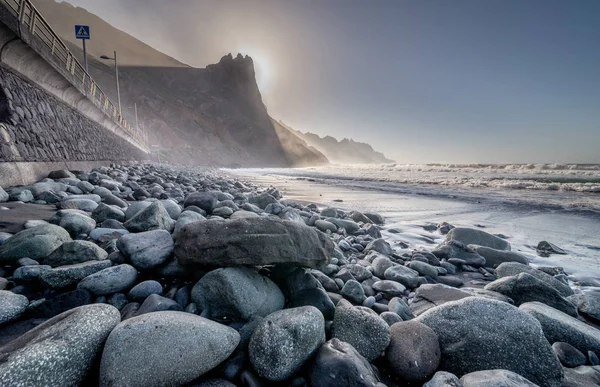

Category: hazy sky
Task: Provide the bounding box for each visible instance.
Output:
[65,0,600,164]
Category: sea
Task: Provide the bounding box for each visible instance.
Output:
[225,163,600,286]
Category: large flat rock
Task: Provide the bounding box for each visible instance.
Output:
[174,217,334,268]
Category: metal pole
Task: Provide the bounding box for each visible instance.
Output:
[82,38,88,73]
[135,102,139,131]
[114,50,121,116]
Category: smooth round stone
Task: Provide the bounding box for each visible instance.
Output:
[42,240,108,267]
[315,220,337,233]
[383,265,420,288]
[90,228,129,241]
[362,296,376,308]
[136,294,183,316]
[249,306,325,381]
[59,213,96,237]
[341,280,366,304]
[40,260,112,289]
[0,224,72,263]
[372,280,406,297]
[386,320,441,382]
[332,299,390,361]
[288,288,335,320]
[191,267,284,321]
[61,198,99,212]
[116,230,174,271]
[13,265,51,281]
[308,338,385,387]
[380,311,403,326]
[552,342,587,368]
[100,311,240,386]
[77,264,138,295]
[107,293,128,310]
[0,304,120,386]
[407,261,438,278]
[0,290,29,324]
[128,280,163,302]
[388,297,415,320]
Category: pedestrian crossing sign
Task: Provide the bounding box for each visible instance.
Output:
[75,25,90,40]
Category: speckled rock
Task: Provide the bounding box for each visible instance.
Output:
[100,311,240,387]
[423,371,462,387]
[249,306,325,381]
[0,304,120,386]
[332,299,390,361]
[123,201,175,233]
[0,290,28,325]
[42,240,108,267]
[40,260,112,289]
[77,264,138,295]
[417,297,563,387]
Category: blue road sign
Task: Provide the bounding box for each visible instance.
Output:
[75,25,90,40]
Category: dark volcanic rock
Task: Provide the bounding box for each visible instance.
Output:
[445,227,511,251]
[386,320,441,382]
[417,297,563,387]
[520,301,600,355]
[175,217,334,268]
[308,338,386,387]
[191,267,284,321]
[485,273,578,317]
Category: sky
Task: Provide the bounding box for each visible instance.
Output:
[64,0,600,164]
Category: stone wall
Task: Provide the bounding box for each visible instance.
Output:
[0,65,148,163]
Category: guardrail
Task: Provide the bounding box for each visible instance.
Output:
[0,0,148,149]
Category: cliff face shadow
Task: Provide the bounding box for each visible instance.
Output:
[80,53,325,167]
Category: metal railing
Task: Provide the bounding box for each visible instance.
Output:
[0,0,148,150]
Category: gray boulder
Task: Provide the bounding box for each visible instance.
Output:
[0,304,120,386]
[77,264,138,295]
[432,240,486,267]
[446,228,510,251]
[60,198,99,212]
[469,245,529,267]
[407,260,439,278]
[485,273,578,316]
[568,288,600,321]
[191,267,284,321]
[40,260,112,289]
[136,294,183,315]
[553,342,587,368]
[100,311,240,387]
[173,210,206,237]
[308,338,386,387]
[92,203,125,223]
[0,224,71,263]
[175,217,334,268]
[333,299,390,361]
[315,219,337,233]
[249,306,325,381]
[0,290,28,325]
[364,212,385,224]
[417,297,563,387]
[328,218,360,234]
[248,192,278,209]
[160,199,181,219]
[364,239,393,255]
[124,201,175,233]
[520,301,600,355]
[183,191,219,213]
[384,265,420,288]
[59,212,96,236]
[341,280,366,304]
[386,320,441,382]
[388,297,415,320]
[128,280,163,302]
[496,262,573,297]
[460,370,539,387]
[0,186,8,202]
[124,201,152,221]
[117,230,174,271]
[42,240,108,267]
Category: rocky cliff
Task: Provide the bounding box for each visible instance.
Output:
[32,0,327,167]
[280,122,395,164]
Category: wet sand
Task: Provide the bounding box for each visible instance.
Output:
[0,202,56,234]
[228,170,600,285]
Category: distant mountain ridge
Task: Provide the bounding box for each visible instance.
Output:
[280,122,395,164]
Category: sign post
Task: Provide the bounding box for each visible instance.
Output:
[74,25,90,73]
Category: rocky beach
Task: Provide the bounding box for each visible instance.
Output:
[0,163,599,387]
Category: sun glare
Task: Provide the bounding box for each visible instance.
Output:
[240,49,271,92]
